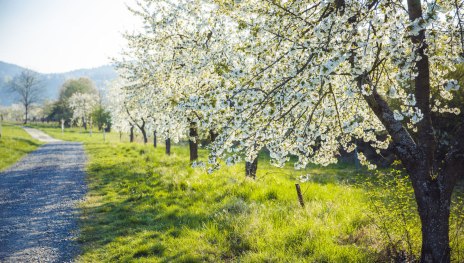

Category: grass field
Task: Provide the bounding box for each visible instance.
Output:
[34,125,464,262]
[0,123,42,170]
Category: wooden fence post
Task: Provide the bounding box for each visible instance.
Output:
[295,183,305,208]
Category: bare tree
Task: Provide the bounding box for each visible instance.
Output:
[9,70,43,124]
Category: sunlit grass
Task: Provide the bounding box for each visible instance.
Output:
[75,143,377,262]
[0,123,42,170]
[30,123,131,144]
[33,125,464,262]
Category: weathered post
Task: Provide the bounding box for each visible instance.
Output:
[61,119,64,134]
[295,184,305,208]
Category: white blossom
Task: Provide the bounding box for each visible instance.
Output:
[393,110,404,121]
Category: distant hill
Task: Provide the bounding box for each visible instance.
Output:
[0,61,118,106]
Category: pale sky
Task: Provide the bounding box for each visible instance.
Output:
[0,0,140,73]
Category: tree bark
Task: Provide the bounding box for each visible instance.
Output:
[24,105,28,124]
[189,121,199,162]
[137,119,147,144]
[413,177,452,263]
[140,127,148,144]
[129,125,134,143]
[245,157,258,179]
[165,138,171,155]
[414,153,462,262]
[153,131,157,148]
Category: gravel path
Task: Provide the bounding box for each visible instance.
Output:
[22,127,62,143]
[0,128,87,263]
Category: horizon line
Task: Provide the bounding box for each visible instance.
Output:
[0,59,116,75]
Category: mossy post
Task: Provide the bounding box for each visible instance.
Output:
[295,184,305,208]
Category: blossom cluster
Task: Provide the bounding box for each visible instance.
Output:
[113,0,463,171]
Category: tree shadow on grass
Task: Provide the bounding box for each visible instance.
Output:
[9,137,42,147]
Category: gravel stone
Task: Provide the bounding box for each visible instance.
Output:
[0,128,87,263]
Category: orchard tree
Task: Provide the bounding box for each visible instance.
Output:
[107,77,183,149]
[9,70,43,124]
[49,78,98,123]
[108,80,132,141]
[92,106,111,131]
[120,0,240,162]
[69,92,98,130]
[28,105,44,122]
[89,90,111,131]
[120,0,464,260]
[108,78,153,144]
[0,104,24,122]
[201,0,464,261]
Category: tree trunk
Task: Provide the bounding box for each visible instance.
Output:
[24,105,28,124]
[410,168,453,263]
[189,122,198,162]
[89,117,93,136]
[418,198,451,263]
[210,130,218,143]
[153,131,157,148]
[129,125,134,143]
[165,138,171,155]
[140,127,148,144]
[137,120,148,144]
[245,157,258,179]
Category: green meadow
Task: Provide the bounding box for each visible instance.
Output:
[30,125,464,262]
[0,123,42,170]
